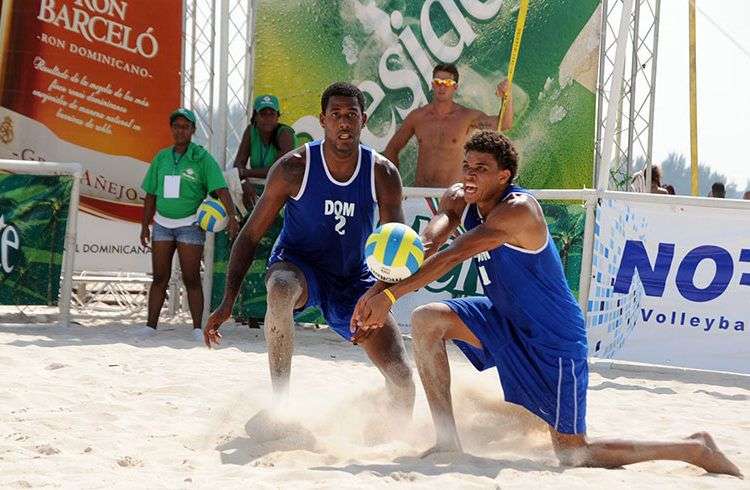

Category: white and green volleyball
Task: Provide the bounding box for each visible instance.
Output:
[197,197,228,232]
[365,223,424,283]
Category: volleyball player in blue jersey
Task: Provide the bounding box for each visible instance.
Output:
[204,83,414,413]
[352,131,740,477]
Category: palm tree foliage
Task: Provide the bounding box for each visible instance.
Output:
[0,174,72,305]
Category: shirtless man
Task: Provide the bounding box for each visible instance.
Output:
[383,63,514,187]
[353,130,741,477]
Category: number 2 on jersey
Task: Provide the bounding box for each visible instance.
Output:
[334,215,346,235]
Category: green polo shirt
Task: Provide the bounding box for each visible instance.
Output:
[142,142,227,219]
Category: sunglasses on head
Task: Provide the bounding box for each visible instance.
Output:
[432,78,457,87]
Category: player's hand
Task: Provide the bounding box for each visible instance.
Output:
[496,79,510,98]
[204,304,231,348]
[351,292,391,344]
[350,293,375,344]
[350,282,388,337]
[140,225,150,247]
[227,215,240,241]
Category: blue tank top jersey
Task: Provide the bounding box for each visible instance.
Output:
[464,185,588,357]
[272,140,377,279]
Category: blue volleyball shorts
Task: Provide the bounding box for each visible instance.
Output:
[268,248,375,340]
[443,296,588,435]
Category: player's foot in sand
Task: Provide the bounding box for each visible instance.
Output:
[688,432,743,478]
[420,440,463,458]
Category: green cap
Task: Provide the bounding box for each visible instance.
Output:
[169,108,196,125]
[253,94,280,112]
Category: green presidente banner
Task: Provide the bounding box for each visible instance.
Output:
[213,0,600,323]
[0,174,72,305]
[253,0,601,188]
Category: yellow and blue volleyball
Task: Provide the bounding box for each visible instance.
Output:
[365,223,424,283]
[197,197,228,232]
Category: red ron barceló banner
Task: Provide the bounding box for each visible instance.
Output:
[0,0,182,223]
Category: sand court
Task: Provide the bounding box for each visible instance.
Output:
[0,312,747,489]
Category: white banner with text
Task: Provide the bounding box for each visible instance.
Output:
[585,198,750,374]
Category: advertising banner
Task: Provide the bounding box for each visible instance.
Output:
[0,173,72,305]
[212,193,585,330]
[214,0,599,325]
[586,199,749,374]
[252,0,601,188]
[75,213,149,272]
[0,0,183,270]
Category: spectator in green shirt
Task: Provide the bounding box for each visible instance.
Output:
[227,96,296,329]
[232,95,296,209]
[138,108,239,340]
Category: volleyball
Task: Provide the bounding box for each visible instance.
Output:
[197,197,228,232]
[365,223,424,283]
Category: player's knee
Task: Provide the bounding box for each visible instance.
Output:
[411,305,444,341]
[266,271,302,304]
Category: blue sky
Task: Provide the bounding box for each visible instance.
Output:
[653,0,750,190]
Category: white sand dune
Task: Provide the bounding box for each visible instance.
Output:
[0,312,747,489]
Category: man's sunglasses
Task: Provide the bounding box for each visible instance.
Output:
[432,78,457,87]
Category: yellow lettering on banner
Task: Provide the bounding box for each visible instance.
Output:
[55,107,84,125]
[30,54,150,135]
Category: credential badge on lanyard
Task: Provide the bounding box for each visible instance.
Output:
[164,149,184,198]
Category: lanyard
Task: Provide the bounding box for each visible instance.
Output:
[172,148,186,167]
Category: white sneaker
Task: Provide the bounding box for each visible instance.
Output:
[192,328,204,341]
[133,326,157,338]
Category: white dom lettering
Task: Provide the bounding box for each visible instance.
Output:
[324,199,355,236]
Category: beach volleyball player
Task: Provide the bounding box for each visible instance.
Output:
[352,130,741,477]
[204,82,414,413]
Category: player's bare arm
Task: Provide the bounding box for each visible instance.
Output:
[352,184,464,334]
[398,206,517,295]
[223,148,305,304]
[421,184,466,259]
[359,198,539,328]
[204,147,306,347]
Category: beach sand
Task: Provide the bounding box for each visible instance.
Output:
[0,312,747,489]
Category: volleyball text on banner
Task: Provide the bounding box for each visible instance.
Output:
[586,198,750,374]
